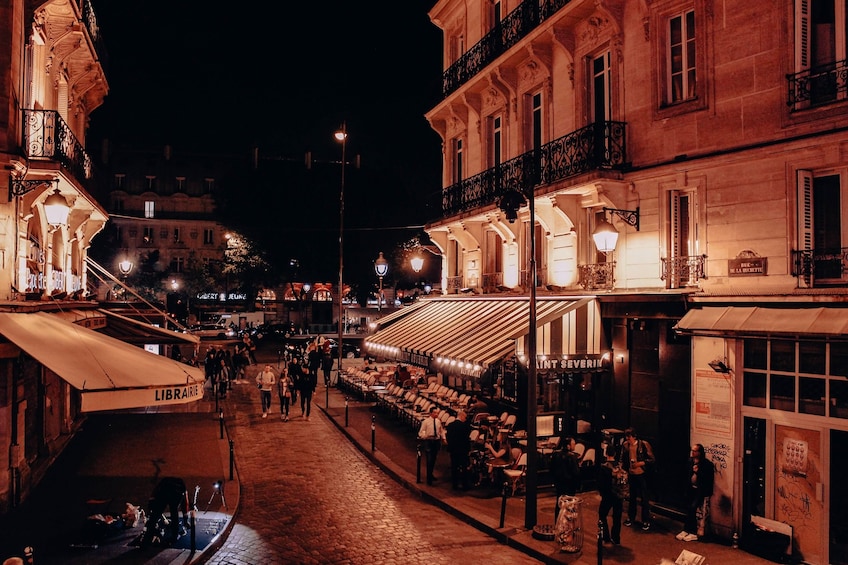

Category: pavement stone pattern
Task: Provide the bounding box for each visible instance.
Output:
[204,365,540,565]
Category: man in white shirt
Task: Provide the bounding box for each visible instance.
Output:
[417,407,445,485]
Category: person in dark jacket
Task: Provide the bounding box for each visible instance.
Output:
[142,477,188,547]
[676,443,715,542]
[598,444,624,545]
[445,410,472,490]
[550,436,581,523]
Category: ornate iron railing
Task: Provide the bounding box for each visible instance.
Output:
[792,248,848,286]
[443,0,572,97]
[661,255,707,289]
[22,109,92,182]
[447,275,463,291]
[787,59,848,110]
[481,271,504,292]
[79,0,108,69]
[435,121,626,219]
[578,262,615,291]
[520,268,545,288]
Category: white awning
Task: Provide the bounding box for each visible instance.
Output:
[0,312,204,412]
[675,306,848,338]
[365,296,597,371]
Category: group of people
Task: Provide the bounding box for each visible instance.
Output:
[255,343,321,420]
[590,427,714,547]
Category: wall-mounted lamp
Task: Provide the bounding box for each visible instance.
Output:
[592,207,640,254]
[498,189,527,223]
[43,189,71,227]
[9,175,59,198]
[708,359,732,373]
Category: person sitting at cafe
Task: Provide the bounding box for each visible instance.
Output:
[484,430,514,486]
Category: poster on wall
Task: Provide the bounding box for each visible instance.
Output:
[694,369,732,437]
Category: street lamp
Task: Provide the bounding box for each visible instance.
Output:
[43,189,71,227]
[335,123,347,385]
[374,251,388,312]
[592,207,641,254]
[118,258,133,277]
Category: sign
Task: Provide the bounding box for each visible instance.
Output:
[694,369,732,437]
[729,257,767,276]
[536,353,607,371]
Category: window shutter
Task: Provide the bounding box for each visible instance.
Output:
[795,0,810,72]
[797,169,814,287]
[669,190,681,259]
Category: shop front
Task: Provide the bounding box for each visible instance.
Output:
[676,304,848,564]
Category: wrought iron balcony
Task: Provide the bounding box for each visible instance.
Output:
[786,59,848,110]
[661,255,707,289]
[578,262,615,291]
[447,275,463,292]
[442,0,572,97]
[79,0,108,69]
[435,121,626,219]
[22,109,92,182]
[792,248,848,286]
[481,271,505,293]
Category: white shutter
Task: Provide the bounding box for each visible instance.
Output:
[797,169,814,287]
[796,0,811,71]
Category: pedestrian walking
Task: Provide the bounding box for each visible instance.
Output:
[598,444,625,545]
[445,410,472,490]
[256,365,276,418]
[676,443,714,542]
[298,362,317,420]
[620,427,655,531]
[417,406,446,485]
[321,351,334,387]
[277,368,294,421]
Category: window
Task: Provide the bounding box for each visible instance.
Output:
[176,177,185,192]
[173,227,181,243]
[170,256,185,273]
[452,137,464,183]
[591,52,612,123]
[524,91,543,153]
[145,176,156,191]
[450,33,465,64]
[489,0,502,30]
[203,229,214,245]
[489,114,503,168]
[204,178,215,194]
[797,170,848,284]
[743,338,848,418]
[669,189,700,258]
[142,227,154,244]
[114,174,125,189]
[668,10,696,104]
[144,201,155,218]
[792,0,848,107]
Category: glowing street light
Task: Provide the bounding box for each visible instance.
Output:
[374,251,388,312]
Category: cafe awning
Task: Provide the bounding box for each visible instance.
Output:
[0,312,204,412]
[674,306,848,338]
[365,296,596,372]
[53,308,199,345]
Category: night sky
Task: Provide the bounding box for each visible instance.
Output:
[87,1,444,288]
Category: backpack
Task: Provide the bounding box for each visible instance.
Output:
[610,463,630,499]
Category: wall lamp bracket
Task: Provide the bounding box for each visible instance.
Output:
[708,359,732,373]
[603,206,640,231]
[9,175,59,199]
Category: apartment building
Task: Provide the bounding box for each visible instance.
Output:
[0,0,204,512]
[407,1,847,562]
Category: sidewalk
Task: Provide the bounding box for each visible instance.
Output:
[314,361,777,565]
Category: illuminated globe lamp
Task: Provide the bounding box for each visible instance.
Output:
[410,252,424,274]
[43,189,70,227]
[374,251,388,313]
[591,216,619,254]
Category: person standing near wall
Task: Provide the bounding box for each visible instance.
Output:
[676,443,715,542]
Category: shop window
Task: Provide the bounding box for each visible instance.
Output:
[770,374,796,412]
[800,340,827,374]
[832,342,848,376]
[770,340,796,373]
[831,379,848,418]
[744,371,767,408]
[799,377,826,415]
[744,339,768,370]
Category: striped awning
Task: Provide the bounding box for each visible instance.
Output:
[675,306,848,338]
[365,296,595,373]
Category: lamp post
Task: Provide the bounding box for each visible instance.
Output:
[498,187,537,529]
[335,124,347,384]
[374,251,388,313]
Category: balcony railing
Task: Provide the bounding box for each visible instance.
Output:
[481,271,504,292]
[79,0,108,69]
[661,255,707,289]
[578,262,615,291]
[787,59,848,110]
[447,275,463,292]
[442,0,572,97]
[22,109,92,182]
[792,248,848,286]
[436,121,626,219]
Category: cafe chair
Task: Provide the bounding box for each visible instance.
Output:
[573,442,586,458]
[499,414,517,434]
[503,452,528,496]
